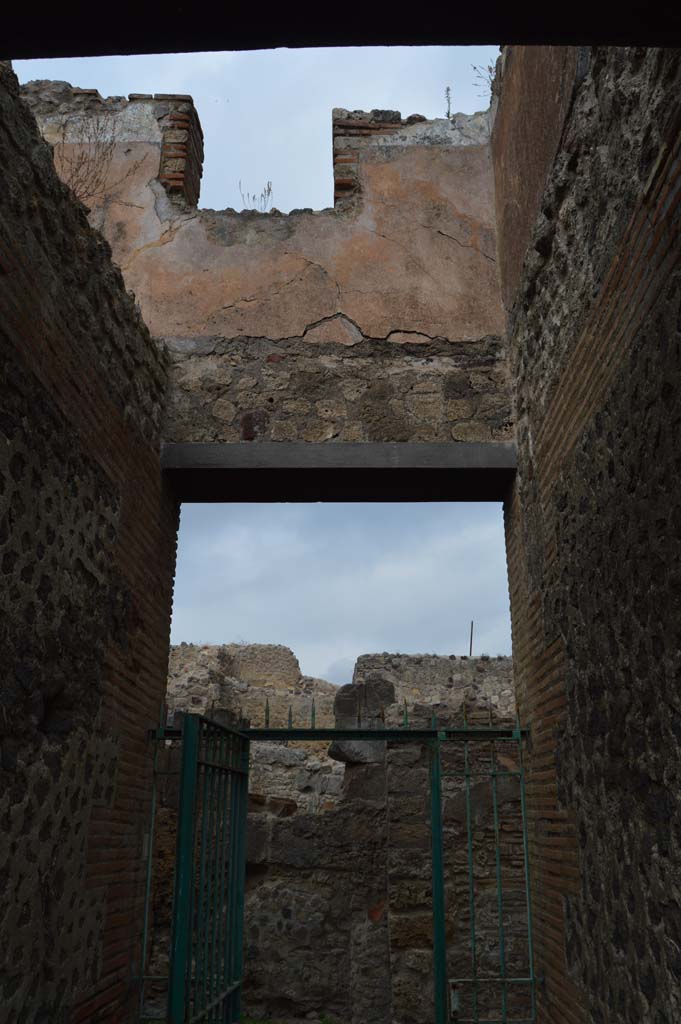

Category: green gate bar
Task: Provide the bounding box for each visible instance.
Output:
[463,719,479,1020]
[430,737,448,1024]
[517,724,536,1023]
[490,731,508,1021]
[168,714,201,1024]
[162,716,250,1024]
[438,715,536,1024]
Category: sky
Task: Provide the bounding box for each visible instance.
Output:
[13,47,510,683]
[172,502,511,684]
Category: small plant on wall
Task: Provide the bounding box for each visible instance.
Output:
[238,179,274,212]
[52,111,145,208]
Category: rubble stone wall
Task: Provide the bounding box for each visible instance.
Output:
[22,84,511,447]
[337,655,526,1024]
[0,65,178,1022]
[495,45,681,1023]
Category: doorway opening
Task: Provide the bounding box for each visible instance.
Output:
[140,709,534,1024]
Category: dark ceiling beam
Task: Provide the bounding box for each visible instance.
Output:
[161,442,516,502]
[4,3,681,59]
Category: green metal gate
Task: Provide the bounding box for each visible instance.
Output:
[428,716,535,1024]
[141,711,532,1024]
[245,712,535,1024]
[167,715,250,1024]
[141,715,250,1024]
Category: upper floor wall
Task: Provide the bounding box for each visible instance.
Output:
[23,81,511,445]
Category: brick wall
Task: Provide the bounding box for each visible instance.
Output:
[490,46,580,311]
[332,108,423,203]
[0,64,178,1022]
[155,94,204,206]
[495,46,681,1022]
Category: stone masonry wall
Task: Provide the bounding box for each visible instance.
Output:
[158,647,521,1024]
[494,46,681,1023]
[0,65,178,1022]
[22,84,511,447]
[340,656,525,1024]
[147,645,346,1021]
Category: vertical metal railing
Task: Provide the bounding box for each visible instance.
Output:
[430,737,448,1024]
[164,715,250,1024]
[146,705,532,1024]
[489,706,508,1021]
[431,714,535,1024]
[517,728,536,1023]
[138,711,162,1021]
[462,706,480,1020]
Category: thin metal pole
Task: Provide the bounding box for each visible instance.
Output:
[225,736,241,1022]
[209,731,226,1013]
[463,707,479,1020]
[489,707,508,1021]
[469,620,474,657]
[517,725,536,1021]
[138,728,160,1020]
[232,737,250,1023]
[168,714,200,1024]
[221,734,233,1023]
[223,733,233,1014]
[206,729,219,1012]
[195,725,213,1016]
[430,739,448,1024]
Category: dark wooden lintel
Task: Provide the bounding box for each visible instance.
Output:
[161,441,516,502]
[5,5,681,58]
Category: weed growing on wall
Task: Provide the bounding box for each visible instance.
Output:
[238,179,273,212]
[53,111,145,207]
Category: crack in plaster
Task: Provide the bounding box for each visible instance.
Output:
[122,220,186,270]
[270,312,447,346]
[435,227,496,263]
[369,197,496,263]
[361,226,443,290]
[283,251,343,308]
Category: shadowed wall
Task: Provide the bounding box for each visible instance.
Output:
[0,63,179,1021]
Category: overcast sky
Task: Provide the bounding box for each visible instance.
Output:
[13,47,509,683]
[173,502,511,683]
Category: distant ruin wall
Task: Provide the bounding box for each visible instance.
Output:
[0,65,178,1022]
[22,85,511,447]
[157,647,521,1024]
[337,655,525,1024]
[495,45,681,1023]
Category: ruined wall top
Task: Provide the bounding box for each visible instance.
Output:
[332,106,490,205]
[22,79,509,447]
[21,80,204,206]
[21,82,489,215]
[167,643,337,730]
[167,644,515,731]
